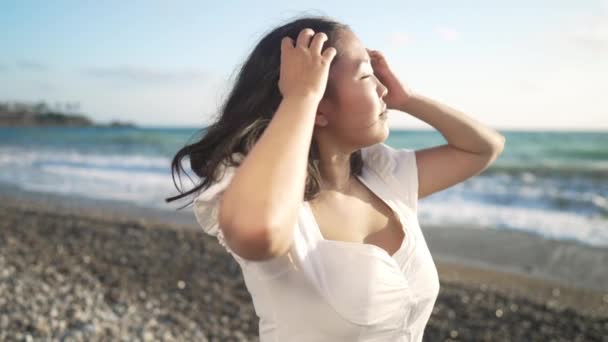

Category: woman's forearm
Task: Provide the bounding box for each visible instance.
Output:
[219,95,318,260]
[399,93,505,154]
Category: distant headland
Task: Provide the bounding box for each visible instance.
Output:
[0,101,136,128]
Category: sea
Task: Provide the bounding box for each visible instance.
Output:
[1,126,606,247]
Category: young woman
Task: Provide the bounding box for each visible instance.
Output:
[167,15,505,342]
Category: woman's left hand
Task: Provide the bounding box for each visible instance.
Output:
[367,48,413,110]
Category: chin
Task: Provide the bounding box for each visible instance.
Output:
[376,123,390,142]
[361,129,389,148]
[376,132,389,144]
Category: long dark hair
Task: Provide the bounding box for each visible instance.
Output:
[165,15,364,209]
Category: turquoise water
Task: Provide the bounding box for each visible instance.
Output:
[0,126,606,246]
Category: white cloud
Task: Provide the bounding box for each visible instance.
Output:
[387,32,412,47]
[83,65,213,84]
[434,26,460,42]
[534,2,608,55]
[16,60,49,71]
[567,16,608,52]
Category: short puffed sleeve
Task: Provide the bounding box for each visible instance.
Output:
[192,160,244,261]
[192,154,296,279]
[391,145,419,212]
[361,143,419,212]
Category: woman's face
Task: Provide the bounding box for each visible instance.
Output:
[315,29,389,148]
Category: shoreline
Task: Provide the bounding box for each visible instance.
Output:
[2,182,607,293]
[424,225,608,293]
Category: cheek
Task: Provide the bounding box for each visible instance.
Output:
[344,92,377,119]
[340,86,369,107]
[330,83,376,125]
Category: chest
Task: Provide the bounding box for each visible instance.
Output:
[308,178,405,256]
[262,201,439,334]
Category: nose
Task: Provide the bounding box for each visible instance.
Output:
[378,81,388,98]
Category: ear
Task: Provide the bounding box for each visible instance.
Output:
[315,112,329,127]
[315,98,331,127]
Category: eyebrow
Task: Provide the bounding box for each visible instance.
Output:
[355,58,371,71]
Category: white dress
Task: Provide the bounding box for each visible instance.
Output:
[193,142,440,341]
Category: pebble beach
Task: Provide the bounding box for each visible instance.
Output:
[1,190,607,341]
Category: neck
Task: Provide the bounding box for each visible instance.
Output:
[318,156,353,192]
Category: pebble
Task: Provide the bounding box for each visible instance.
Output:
[495,309,503,318]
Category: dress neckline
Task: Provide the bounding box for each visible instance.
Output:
[304,170,412,264]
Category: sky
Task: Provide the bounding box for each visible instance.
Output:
[1,0,607,131]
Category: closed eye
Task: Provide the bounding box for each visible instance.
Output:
[361,75,372,79]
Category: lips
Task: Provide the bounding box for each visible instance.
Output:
[379,104,387,116]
